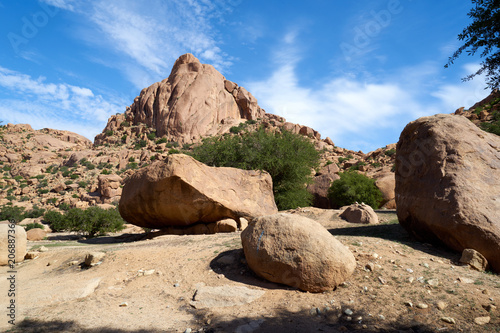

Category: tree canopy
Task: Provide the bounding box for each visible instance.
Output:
[445,0,500,89]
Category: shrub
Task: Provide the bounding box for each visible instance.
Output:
[0,205,25,223]
[58,202,70,211]
[156,137,168,144]
[120,121,130,127]
[147,132,156,140]
[105,130,114,137]
[480,111,500,136]
[78,181,88,188]
[385,148,396,157]
[126,162,138,170]
[168,149,181,154]
[25,223,45,231]
[190,129,320,210]
[24,205,45,219]
[328,171,383,209]
[121,135,128,143]
[134,140,147,149]
[44,207,125,237]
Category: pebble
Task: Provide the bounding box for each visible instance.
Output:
[458,277,474,284]
[406,268,413,273]
[474,316,491,325]
[421,263,429,268]
[38,246,48,252]
[407,277,414,283]
[378,276,386,285]
[436,301,447,310]
[344,308,353,316]
[173,283,180,288]
[441,317,456,324]
[416,303,428,309]
[184,329,192,333]
[483,304,496,312]
[404,301,413,307]
[119,302,128,307]
[378,315,385,320]
[68,260,79,266]
[143,269,155,276]
[365,262,375,272]
[482,289,490,295]
[416,276,425,283]
[427,279,439,286]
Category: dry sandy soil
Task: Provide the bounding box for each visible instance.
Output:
[1,208,499,333]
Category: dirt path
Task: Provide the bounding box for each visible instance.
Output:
[1,209,499,332]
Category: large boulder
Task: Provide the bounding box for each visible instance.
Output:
[119,154,277,228]
[241,213,356,292]
[340,203,379,224]
[395,114,500,272]
[0,223,27,266]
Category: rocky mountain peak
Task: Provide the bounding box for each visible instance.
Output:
[95,53,266,145]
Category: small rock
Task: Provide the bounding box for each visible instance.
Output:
[404,301,413,307]
[436,301,447,310]
[483,304,496,312]
[372,253,379,259]
[377,276,386,285]
[441,317,456,324]
[459,248,488,271]
[68,260,79,266]
[458,277,475,284]
[474,316,490,325]
[427,279,439,286]
[365,262,375,272]
[482,289,490,295]
[406,268,413,273]
[416,303,428,309]
[174,283,180,288]
[184,329,192,333]
[407,277,414,283]
[344,308,354,316]
[417,276,425,283]
[378,315,385,320]
[143,269,155,276]
[316,307,322,315]
[84,252,105,267]
[421,263,429,268]
[38,246,48,252]
[119,302,128,307]
[24,252,38,260]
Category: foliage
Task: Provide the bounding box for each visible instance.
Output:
[480,110,500,135]
[328,171,383,209]
[190,129,320,210]
[44,206,125,237]
[147,132,157,140]
[445,0,500,89]
[24,223,45,231]
[24,205,45,219]
[156,137,168,144]
[105,130,114,137]
[0,205,25,223]
[384,148,396,156]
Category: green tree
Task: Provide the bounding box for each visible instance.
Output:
[191,129,320,210]
[44,207,125,237]
[328,171,383,209]
[445,0,500,89]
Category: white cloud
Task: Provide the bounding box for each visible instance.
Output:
[0,66,125,141]
[246,34,490,152]
[42,0,236,89]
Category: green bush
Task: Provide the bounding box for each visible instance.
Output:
[156,137,168,144]
[328,171,383,209]
[44,207,125,237]
[24,205,45,219]
[147,132,156,140]
[190,129,320,210]
[384,148,396,157]
[105,130,114,137]
[24,223,45,231]
[0,205,25,223]
[480,111,500,135]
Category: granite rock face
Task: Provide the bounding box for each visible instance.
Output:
[395,114,500,272]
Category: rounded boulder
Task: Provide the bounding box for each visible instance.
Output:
[241,213,356,292]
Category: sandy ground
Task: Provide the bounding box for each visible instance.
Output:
[1,208,499,333]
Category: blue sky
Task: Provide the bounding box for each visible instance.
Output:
[0,0,491,152]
